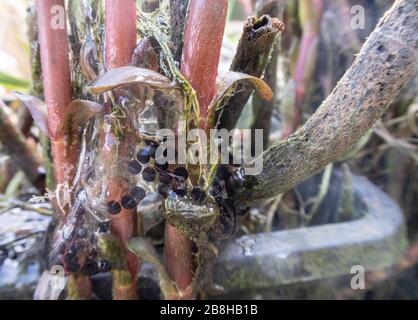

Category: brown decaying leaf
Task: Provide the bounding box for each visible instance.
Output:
[214,71,273,109]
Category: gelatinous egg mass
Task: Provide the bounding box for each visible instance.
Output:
[173,167,189,181]
[173,188,187,197]
[191,187,206,202]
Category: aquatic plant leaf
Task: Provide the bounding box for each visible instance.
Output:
[59,99,104,137]
[87,66,177,94]
[128,237,179,299]
[14,92,49,135]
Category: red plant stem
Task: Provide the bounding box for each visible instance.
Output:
[165,0,228,300]
[105,1,137,69]
[104,0,138,299]
[164,224,194,299]
[36,0,92,299]
[180,0,228,115]
[36,0,77,183]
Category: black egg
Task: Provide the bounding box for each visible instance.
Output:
[216,165,231,181]
[72,242,86,254]
[98,222,111,233]
[173,167,189,181]
[137,148,151,164]
[142,167,156,182]
[191,187,206,202]
[121,195,137,210]
[67,262,81,273]
[173,188,187,197]
[83,262,99,276]
[131,186,146,202]
[64,252,77,264]
[127,160,142,175]
[145,140,159,147]
[107,201,121,215]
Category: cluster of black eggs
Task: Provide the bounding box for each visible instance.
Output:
[208,164,241,241]
[55,207,113,275]
[58,146,242,275]
[106,140,208,216]
[81,221,113,276]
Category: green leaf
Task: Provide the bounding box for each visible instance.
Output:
[0,71,30,90]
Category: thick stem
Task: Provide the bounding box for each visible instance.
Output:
[237,0,418,206]
[217,15,284,130]
[36,0,91,299]
[36,0,77,184]
[180,0,228,115]
[104,0,138,300]
[66,274,93,300]
[164,224,194,299]
[105,0,137,70]
[164,0,228,300]
[252,0,287,149]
